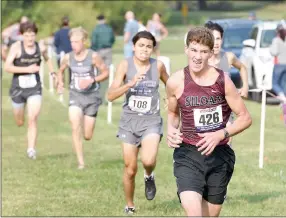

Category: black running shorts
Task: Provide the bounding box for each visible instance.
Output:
[10,85,42,104]
[173,142,235,205]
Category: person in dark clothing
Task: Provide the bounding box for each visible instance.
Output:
[54,16,72,85]
[91,15,115,103]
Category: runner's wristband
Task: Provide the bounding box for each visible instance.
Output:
[50,72,56,78]
[223,129,230,139]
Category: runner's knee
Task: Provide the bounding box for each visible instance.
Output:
[12,100,25,126]
[84,133,93,141]
[71,123,81,133]
[180,193,202,216]
[142,157,156,169]
[28,116,38,126]
[124,163,137,178]
[16,119,24,127]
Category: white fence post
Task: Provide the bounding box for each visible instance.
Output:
[259,88,267,169]
[107,64,114,124]
[248,86,269,169]
[40,56,45,88]
[48,45,54,93]
[59,51,65,103]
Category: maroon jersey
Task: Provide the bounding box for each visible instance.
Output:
[178,66,232,145]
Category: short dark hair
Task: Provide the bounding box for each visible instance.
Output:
[204,21,224,38]
[132,31,157,47]
[97,15,105,20]
[20,21,38,34]
[186,27,214,49]
[277,24,286,41]
[62,16,69,26]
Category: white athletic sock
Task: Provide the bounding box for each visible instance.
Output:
[144,171,154,179]
[27,147,35,152]
[125,205,135,209]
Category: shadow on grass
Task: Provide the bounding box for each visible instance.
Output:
[229,191,282,203]
[149,198,181,212]
[39,153,71,160]
[96,158,123,169]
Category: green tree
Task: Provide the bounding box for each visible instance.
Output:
[2,1,170,37]
[2,0,25,29]
[198,0,208,10]
[91,1,170,34]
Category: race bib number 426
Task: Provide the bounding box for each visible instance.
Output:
[128,95,152,114]
[194,105,223,132]
[18,74,37,89]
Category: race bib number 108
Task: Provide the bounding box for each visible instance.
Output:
[194,105,223,132]
[128,95,152,114]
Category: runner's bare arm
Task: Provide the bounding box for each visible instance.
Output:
[107,60,131,102]
[158,60,169,108]
[160,24,168,40]
[166,70,183,148]
[224,74,252,136]
[4,42,39,74]
[158,60,169,85]
[166,71,181,129]
[40,43,55,74]
[92,52,109,82]
[57,53,69,86]
[227,52,249,97]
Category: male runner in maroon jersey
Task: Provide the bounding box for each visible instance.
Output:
[166,27,252,217]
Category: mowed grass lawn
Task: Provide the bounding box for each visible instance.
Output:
[2,37,286,216]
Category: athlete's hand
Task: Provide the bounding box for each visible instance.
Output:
[127,72,146,88]
[78,78,94,90]
[57,81,64,94]
[167,126,183,148]
[27,64,40,73]
[196,130,224,155]
[239,86,248,99]
[50,72,58,87]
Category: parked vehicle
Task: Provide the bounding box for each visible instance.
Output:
[240,21,280,102]
[210,19,258,87]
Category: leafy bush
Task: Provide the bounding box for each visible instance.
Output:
[2,1,170,38]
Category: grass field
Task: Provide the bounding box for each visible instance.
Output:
[1,36,286,217]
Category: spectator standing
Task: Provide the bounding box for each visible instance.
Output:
[54,16,72,85]
[91,14,115,103]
